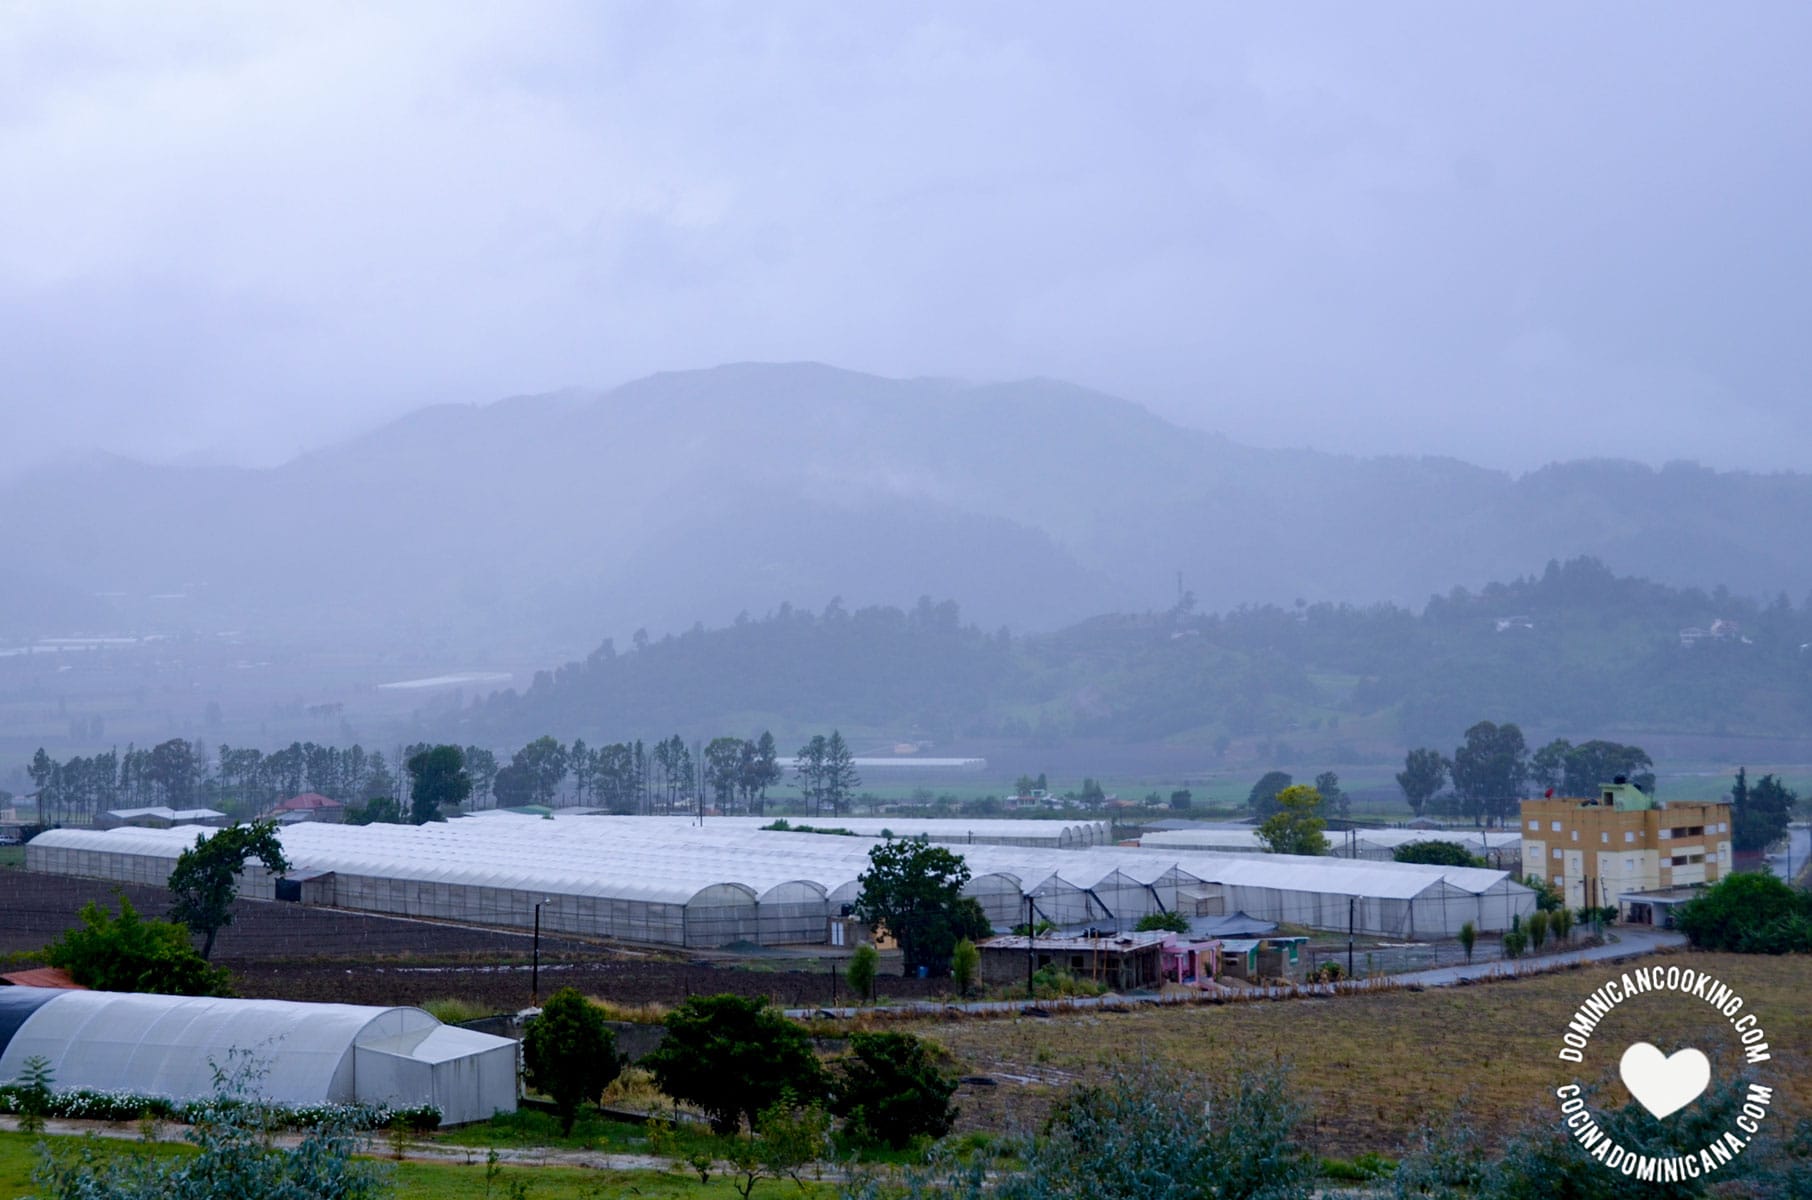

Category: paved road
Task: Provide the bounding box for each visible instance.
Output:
[1390,925,1687,986]
[1765,822,1810,883]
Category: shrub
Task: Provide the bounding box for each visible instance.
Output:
[1501,928,1528,959]
[846,944,879,1001]
[643,994,827,1135]
[831,1032,958,1149]
[1526,910,1549,953]
[951,938,980,998]
[1676,872,1812,953]
[45,895,233,996]
[1394,841,1483,868]
[14,1056,52,1135]
[522,987,623,1135]
[1030,967,1107,999]
[1134,911,1190,933]
[1457,921,1476,964]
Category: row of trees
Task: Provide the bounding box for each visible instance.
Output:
[18,727,856,823]
[1247,770,1347,819]
[1395,723,1655,825]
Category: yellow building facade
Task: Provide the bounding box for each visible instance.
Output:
[1520,780,1732,912]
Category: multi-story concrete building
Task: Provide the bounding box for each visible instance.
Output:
[1520,778,1733,917]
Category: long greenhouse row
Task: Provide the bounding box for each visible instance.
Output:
[27,815,1534,946]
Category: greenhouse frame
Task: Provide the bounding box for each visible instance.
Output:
[28,814,1533,946]
[0,988,517,1125]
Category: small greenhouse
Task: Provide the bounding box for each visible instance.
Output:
[0,988,517,1125]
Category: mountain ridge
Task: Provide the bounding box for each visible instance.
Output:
[4,362,1810,651]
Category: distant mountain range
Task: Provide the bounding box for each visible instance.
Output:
[5,362,1812,653]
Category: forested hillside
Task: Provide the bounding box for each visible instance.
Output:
[459,558,1812,750]
[8,364,1812,659]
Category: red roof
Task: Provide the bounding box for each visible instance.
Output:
[275,792,343,810]
[1,966,86,989]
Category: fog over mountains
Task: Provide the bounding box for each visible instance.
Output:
[6,362,1811,654]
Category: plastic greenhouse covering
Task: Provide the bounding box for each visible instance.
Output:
[29,814,1533,945]
[0,988,517,1125]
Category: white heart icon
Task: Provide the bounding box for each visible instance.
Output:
[1619,1042,1711,1119]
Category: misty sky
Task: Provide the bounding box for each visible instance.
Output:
[4,3,1809,476]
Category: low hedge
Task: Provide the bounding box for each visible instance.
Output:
[0,1084,441,1131]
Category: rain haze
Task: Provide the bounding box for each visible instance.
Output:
[4,2,1810,474]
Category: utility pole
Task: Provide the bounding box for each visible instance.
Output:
[1026,894,1037,1000]
[1347,896,1356,979]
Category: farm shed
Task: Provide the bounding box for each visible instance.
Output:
[28,817,1531,947]
[979,932,1168,990]
[0,988,516,1125]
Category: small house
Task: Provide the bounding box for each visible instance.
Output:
[978,932,1168,991]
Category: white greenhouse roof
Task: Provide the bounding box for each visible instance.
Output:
[31,815,1526,912]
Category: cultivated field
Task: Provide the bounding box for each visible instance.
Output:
[0,872,945,1009]
[902,950,1812,1157]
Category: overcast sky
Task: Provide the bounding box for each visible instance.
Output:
[3,3,1809,476]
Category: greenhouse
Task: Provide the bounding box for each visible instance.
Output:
[0,988,517,1125]
[28,815,1532,946]
[1139,825,1525,866]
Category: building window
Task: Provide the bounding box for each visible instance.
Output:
[1529,819,1540,831]
[1659,828,1671,840]
[1625,832,1636,843]
[1553,876,1564,887]
[1554,849,1563,859]
[1625,858,1634,871]
[1551,821,1562,832]
[1601,832,1609,844]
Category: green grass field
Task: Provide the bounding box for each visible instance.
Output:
[0,1131,835,1200]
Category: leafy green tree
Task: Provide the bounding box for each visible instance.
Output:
[830,1032,958,1149]
[404,745,468,824]
[740,732,783,814]
[1393,840,1483,867]
[513,736,569,807]
[1255,785,1329,856]
[951,938,980,998]
[846,943,879,1001]
[1559,739,1655,797]
[522,987,624,1135]
[1314,771,1348,820]
[1550,904,1574,944]
[1245,771,1293,819]
[1134,911,1191,933]
[1734,768,1797,853]
[642,994,827,1135]
[1457,921,1476,964]
[1451,721,1527,827]
[1521,874,1565,912]
[1675,872,1812,953]
[166,821,289,959]
[1530,737,1572,794]
[1168,789,1193,811]
[793,736,828,815]
[1396,749,1447,818]
[46,896,232,995]
[725,1102,829,1199]
[345,795,403,825]
[705,737,746,811]
[853,837,989,976]
[822,731,860,817]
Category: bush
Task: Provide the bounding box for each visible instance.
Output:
[643,994,827,1135]
[1394,841,1483,868]
[831,1032,958,1149]
[45,895,233,996]
[846,944,879,1001]
[1030,967,1107,999]
[522,987,624,1135]
[951,939,980,998]
[1134,911,1190,933]
[0,1081,438,1130]
[1675,872,1812,953]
